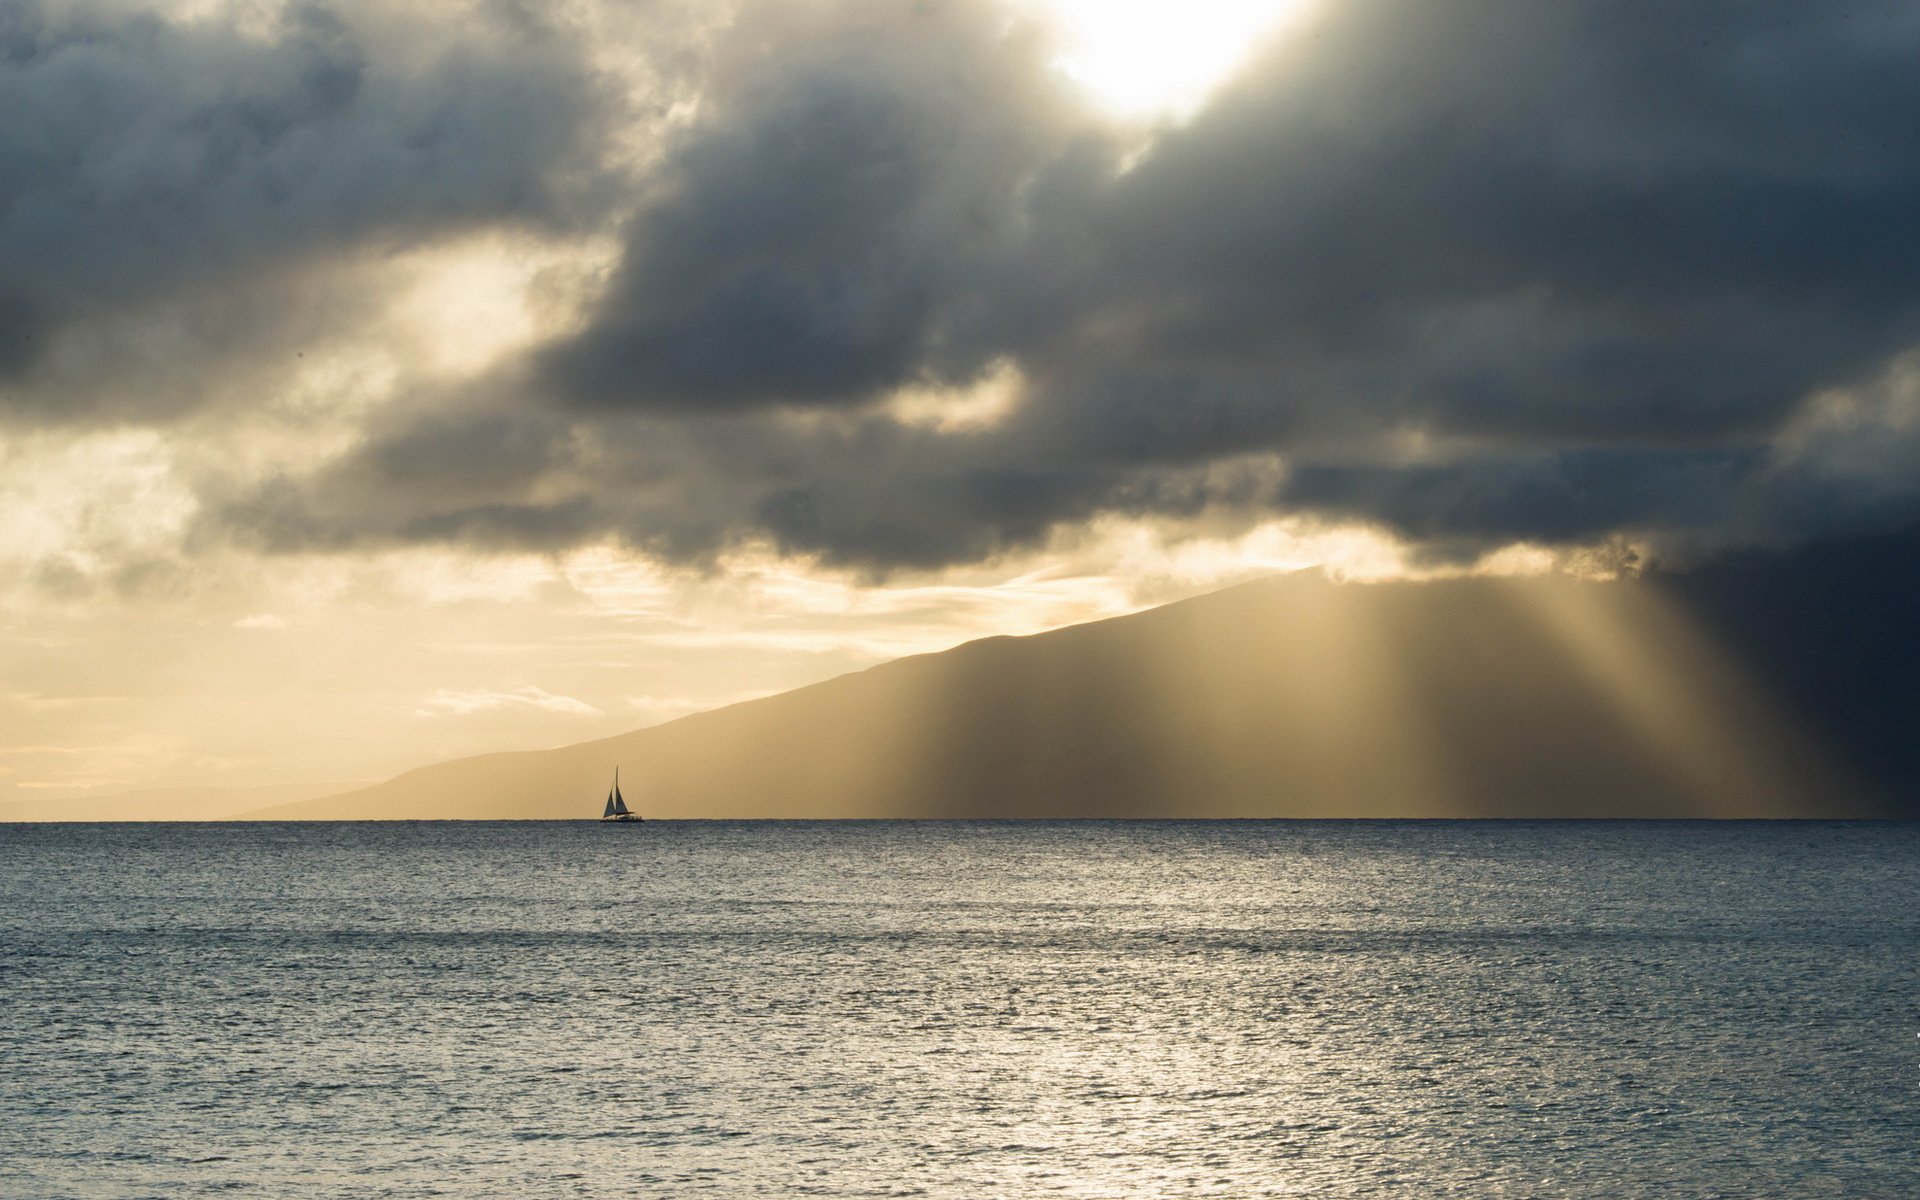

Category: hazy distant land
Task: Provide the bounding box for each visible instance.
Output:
[228,568,1879,822]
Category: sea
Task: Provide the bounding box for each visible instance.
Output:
[1,820,1916,1198]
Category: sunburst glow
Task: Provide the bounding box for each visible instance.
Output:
[1034,0,1306,118]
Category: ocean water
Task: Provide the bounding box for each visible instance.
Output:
[1,821,1916,1199]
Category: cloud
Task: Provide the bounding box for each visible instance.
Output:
[412,685,599,719]
[19,0,1920,574]
[536,0,1087,412]
[0,0,618,421]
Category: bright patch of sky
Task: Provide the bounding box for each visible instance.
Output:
[1033,0,1305,119]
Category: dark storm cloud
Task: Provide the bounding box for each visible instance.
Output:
[0,0,613,417]
[1082,1,1920,443]
[539,0,1084,412]
[0,291,46,373]
[193,0,1920,567]
[1280,448,1762,547]
[207,387,592,553]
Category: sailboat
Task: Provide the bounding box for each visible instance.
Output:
[599,768,642,822]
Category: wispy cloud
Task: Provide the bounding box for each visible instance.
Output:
[411,687,601,719]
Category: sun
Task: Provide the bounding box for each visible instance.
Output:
[1030,0,1307,119]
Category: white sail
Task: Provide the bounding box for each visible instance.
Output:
[600,767,638,820]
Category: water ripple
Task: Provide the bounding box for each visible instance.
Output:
[1,820,1916,1198]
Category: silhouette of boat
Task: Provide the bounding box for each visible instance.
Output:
[600,768,642,822]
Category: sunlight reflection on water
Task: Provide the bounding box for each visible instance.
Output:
[2,820,1916,1197]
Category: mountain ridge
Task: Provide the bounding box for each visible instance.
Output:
[248,569,1876,820]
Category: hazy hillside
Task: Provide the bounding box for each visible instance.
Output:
[251,570,1874,820]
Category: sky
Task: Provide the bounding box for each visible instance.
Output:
[7,0,1920,807]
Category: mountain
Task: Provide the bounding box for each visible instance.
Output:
[250,566,1884,820]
